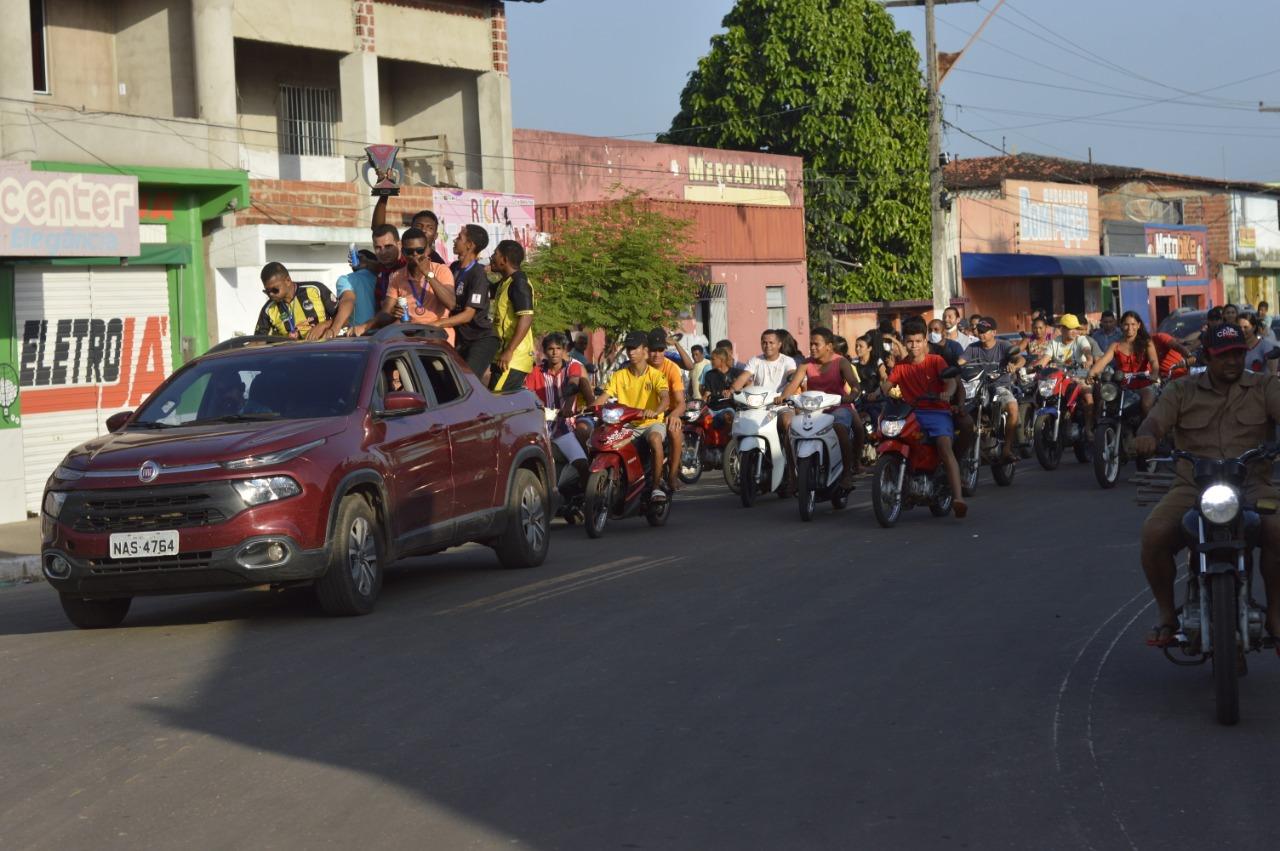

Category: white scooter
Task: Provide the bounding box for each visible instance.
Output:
[787,391,850,521]
[729,385,788,507]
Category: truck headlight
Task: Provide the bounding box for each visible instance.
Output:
[233,477,302,506]
[1200,484,1240,525]
[43,491,67,519]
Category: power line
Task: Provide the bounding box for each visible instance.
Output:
[947,68,1261,112]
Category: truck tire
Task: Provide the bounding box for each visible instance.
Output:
[315,494,384,616]
[495,468,550,569]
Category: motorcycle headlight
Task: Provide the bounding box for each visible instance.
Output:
[1100,383,1119,402]
[232,476,302,506]
[1038,379,1056,398]
[601,406,624,424]
[221,438,325,470]
[744,391,768,408]
[963,378,982,397]
[796,394,824,412]
[1200,484,1240,525]
[880,419,905,438]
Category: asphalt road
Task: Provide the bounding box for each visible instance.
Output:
[0,460,1275,850]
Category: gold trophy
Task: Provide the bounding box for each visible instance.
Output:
[362,145,401,197]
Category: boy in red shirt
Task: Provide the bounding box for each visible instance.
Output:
[878,318,967,518]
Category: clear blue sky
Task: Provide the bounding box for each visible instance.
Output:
[507,0,1280,182]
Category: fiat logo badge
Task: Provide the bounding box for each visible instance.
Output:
[138,460,160,483]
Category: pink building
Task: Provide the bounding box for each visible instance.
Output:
[514,129,809,350]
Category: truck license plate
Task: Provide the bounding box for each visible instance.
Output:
[109,530,179,559]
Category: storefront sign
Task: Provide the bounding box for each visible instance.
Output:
[1017,185,1090,249]
[687,155,789,189]
[1145,225,1207,279]
[1233,193,1280,261]
[0,163,139,257]
[431,189,536,263]
[18,314,169,413]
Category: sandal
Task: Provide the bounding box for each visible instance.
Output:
[952,500,968,519]
[1146,622,1179,648]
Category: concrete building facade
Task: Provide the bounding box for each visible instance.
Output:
[0,0,536,521]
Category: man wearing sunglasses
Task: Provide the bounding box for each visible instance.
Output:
[254,262,337,339]
[357,227,457,340]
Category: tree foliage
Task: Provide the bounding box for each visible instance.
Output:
[659,0,930,306]
[527,193,701,337]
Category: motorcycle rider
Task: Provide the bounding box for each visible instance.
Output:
[1133,323,1280,648]
[928,318,964,363]
[647,327,688,492]
[597,331,672,503]
[958,317,1025,464]
[943,306,976,349]
[878,318,967,518]
[1088,310,1160,416]
[1034,313,1097,427]
[701,345,745,429]
[526,332,594,483]
[732,329,800,493]
[779,327,865,489]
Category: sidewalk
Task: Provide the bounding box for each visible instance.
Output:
[0,518,42,584]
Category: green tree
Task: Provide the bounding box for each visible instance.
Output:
[660,0,930,307]
[527,193,701,337]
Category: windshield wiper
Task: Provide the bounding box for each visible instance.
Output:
[190,413,282,425]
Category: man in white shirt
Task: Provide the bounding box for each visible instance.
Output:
[943,306,977,349]
[731,330,800,494]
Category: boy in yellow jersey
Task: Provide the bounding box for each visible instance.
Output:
[599,331,671,502]
[488,240,536,391]
[646,327,687,492]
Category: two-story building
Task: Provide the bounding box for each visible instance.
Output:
[0,0,536,521]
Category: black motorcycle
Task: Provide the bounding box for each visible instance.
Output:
[957,363,1017,496]
[1091,368,1154,489]
[1162,445,1279,726]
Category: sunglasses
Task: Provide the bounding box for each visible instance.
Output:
[262,286,283,296]
[403,247,427,256]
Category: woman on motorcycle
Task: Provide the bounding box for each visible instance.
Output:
[1088,310,1161,416]
[1239,311,1277,375]
[780,327,865,488]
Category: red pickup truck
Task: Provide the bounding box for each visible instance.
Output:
[40,327,553,628]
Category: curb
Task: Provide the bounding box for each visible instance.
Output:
[0,556,42,585]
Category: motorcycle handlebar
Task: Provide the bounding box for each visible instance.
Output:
[1152,445,1280,465]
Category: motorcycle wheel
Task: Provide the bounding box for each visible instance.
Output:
[1210,573,1240,726]
[739,449,760,508]
[679,435,703,485]
[1092,423,1121,489]
[1017,403,1034,458]
[991,451,1016,487]
[797,455,818,522]
[960,439,980,497]
[929,487,954,517]
[1033,417,1062,471]
[583,468,614,539]
[871,454,904,528]
[723,438,741,494]
[645,494,671,527]
[1073,433,1092,464]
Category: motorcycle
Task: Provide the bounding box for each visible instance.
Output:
[870,398,956,528]
[729,385,789,507]
[581,402,671,538]
[787,391,851,521]
[1091,368,1154,489]
[957,363,1017,496]
[1158,445,1280,726]
[1031,366,1092,470]
[1012,366,1038,459]
[679,399,733,485]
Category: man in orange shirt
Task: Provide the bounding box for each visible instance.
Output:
[647,327,687,492]
[357,227,456,341]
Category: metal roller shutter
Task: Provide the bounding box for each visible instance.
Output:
[16,266,173,512]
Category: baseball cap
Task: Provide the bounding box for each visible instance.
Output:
[1057,314,1081,330]
[647,327,668,349]
[1204,323,1248,355]
[975,317,996,333]
[623,330,649,350]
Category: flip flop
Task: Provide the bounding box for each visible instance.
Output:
[1146,622,1179,648]
[953,501,968,519]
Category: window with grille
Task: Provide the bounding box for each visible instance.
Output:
[766,286,787,330]
[278,84,338,156]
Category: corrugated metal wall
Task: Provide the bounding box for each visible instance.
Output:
[536,200,806,264]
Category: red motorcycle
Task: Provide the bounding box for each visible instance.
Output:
[870,398,956,528]
[582,403,671,538]
[678,399,733,484]
[1031,366,1091,470]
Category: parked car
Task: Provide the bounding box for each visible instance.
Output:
[40,327,554,628]
[1158,309,1207,348]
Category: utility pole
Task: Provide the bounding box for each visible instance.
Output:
[881,0,977,315]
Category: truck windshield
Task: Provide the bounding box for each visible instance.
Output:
[132,350,367,427]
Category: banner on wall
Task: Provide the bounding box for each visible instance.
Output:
[0,161,139,257]
[431,189,536,264]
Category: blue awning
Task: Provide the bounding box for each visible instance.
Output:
[962,252,1189,278]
